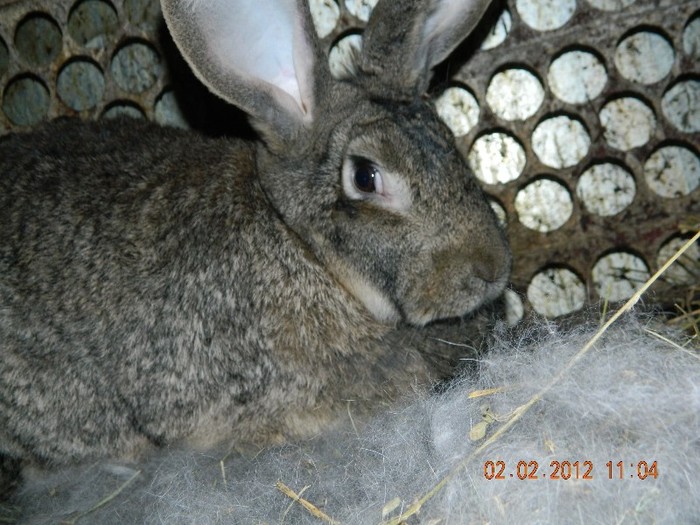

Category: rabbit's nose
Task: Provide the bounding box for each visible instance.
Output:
[432,238,510,287]
[472,242,511,283]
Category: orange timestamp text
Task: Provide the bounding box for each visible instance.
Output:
[483,460,659,480]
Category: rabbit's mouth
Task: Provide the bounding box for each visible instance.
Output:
[402,273,509,327]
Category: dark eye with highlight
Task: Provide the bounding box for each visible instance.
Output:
[353,158,380,193]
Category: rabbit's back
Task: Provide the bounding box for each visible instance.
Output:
[0,118,253,277]
[0,118,440,469]
[0,118,306,462]
[0,118,259,357]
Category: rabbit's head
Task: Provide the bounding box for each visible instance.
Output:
[162,0,510,326]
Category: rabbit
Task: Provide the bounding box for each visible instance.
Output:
[0,0,510,493]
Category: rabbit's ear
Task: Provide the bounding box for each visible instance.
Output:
[161,0,323,141]
[359,0,492,97]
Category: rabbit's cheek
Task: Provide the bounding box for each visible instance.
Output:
[321,257,401,325]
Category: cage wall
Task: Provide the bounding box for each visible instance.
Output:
[0,0,698,318]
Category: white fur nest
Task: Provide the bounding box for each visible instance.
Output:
[11,310,700,525]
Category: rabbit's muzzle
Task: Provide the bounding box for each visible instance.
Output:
[402,237,511,326]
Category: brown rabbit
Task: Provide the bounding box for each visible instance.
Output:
[0,0,509,492]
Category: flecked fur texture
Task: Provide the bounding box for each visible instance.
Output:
[0,0,508,495]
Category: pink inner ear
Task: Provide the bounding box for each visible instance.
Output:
[271,67,305,115]
[195,0,314,120]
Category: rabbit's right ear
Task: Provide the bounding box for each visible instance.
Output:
[359,0,493,98]
[161,0,324,142]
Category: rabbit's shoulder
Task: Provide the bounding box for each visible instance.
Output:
[0,118,260,280]
[0,118,257,228]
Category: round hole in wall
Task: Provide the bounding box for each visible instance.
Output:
[328,31,362,79]
[662,77,700,133]
[57,58,105,111]
[527,266,586,318]
[516,0,576,31]
[102,100,146,120]
[309,0,340,38]
[548,48,607,105]
[14,13,62,67]
[576,162,636,216]
[486,67,544,121]
[124,0,162,30]
[656,234,700,286]
[154,88,189,129]
[435,85,480,137]
[488,198,508,227]
[345,0,377,22]
[68,0,119,49]
[481,8,512,50]
[614,28,675,84]
[532,114,590,168]
[3,74,50,126]
[644,144,700,198]
[599,96,656,151]
[504,289,525,326]
[515,177,573,232]
[682,12,700,59]
[468,131,526,184]
[111,40,161,94]
[592,250,650,302]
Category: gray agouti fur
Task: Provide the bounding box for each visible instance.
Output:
[0,0,509,492]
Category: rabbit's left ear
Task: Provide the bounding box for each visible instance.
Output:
[359,0,493,97]
[162,0,324,141]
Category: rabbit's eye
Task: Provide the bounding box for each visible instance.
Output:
[342,155,411,211]
[353,159,382,194]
